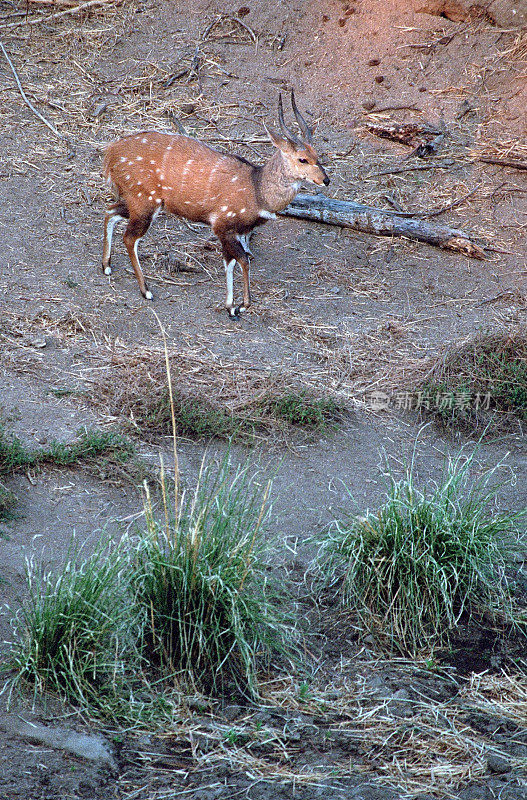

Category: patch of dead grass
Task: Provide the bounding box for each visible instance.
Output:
[416,328,527,432]
[90,346,344,442]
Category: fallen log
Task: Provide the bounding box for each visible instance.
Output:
[279,193,485,259]
[479,157,527,172]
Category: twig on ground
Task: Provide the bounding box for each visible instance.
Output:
[369,160,456,177]
[2,0,120,28]
[363,104,421,113]
[0,40,72,146]
[479,156,527,171]
[201,13,258,44]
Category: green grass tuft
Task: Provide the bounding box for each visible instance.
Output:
[7,456,294,721]
[418,331,527,431]
[92,352,343,443]
[317,449,526,655]
[124,387,340,442]
[8,539,135,712]
[132,456,293,698]
[260,391,339,429]
[137,389,243,440]
[0,425,136,476]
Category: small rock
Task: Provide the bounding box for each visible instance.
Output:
[374,75,384,84]
[368,58,380,66]
[362,99,376,111]
[0,714,116,770]
[91,101,108,119]
[29,337,47,349]
[487,753,511,774]
[393,688,410,700]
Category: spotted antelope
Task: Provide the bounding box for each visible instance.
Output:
[102,92,329,317]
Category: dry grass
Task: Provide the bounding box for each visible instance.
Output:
[415,329,527,432]
[471,138,527,165]
[115,658,527,799]
[502,30,527,63]
[89,345,344,441]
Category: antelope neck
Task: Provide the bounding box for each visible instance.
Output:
[254,150,301,213]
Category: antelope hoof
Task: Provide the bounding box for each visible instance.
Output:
[103,264,112,276]
[144,289,154,301]
[227,305,244,319]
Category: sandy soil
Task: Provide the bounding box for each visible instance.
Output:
[0,1,526,798]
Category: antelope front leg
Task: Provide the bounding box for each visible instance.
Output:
[224,258,238,318]
[240,260,251,311]
[221,236,251,318]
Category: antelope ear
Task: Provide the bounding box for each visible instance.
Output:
[263,122,296,154]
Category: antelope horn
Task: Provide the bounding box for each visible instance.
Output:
[291,89,313,143]
[278,92,301,145]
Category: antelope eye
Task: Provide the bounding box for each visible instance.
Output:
[298,157,309,164]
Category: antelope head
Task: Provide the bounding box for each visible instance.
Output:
[266,90,330,187]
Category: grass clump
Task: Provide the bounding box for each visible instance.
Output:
[92,349,342,442]
[133,457,292,698]
[258,391,339,429]
[8,539,134,713]
[418,331,527,431]
[318,449,526,655]
[0,425,136,478]
[0,481,17,522]
[133,388,245,440]
[7,456,293,720]
[115,385,339,442]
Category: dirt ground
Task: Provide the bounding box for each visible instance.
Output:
[0,0,526,798]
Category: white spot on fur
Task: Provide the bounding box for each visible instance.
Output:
[150,160,156,165]
[240,207,246,213]
[125,174,130,180]
[209,213,218,225]
[136,156,143,161]
[259,209,276,219]
[142,137,148,144]
[227,211,235,218]
[231,175,239,182]
[155,197,162,203]
[221,205,228,211]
